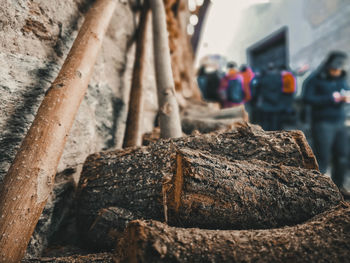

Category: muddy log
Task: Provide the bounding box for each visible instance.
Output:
[76,124,321,249]
[166,148,342,229]
[115,203,350,263]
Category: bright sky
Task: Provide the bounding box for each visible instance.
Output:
[195,0,271,66]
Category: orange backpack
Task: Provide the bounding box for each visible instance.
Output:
[281,71,296,94]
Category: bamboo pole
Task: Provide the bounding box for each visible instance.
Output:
[150,0,183,139]
[124,0,150,147]
[0,0,116,261]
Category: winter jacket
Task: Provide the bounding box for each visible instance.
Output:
[205,71,221,102]
[240,67,255,102]
[253,70,295,112]
[303,71,349,122]
[219,69,245,108]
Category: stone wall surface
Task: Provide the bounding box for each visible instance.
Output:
[0,0,159,182]
[0,0,158,257]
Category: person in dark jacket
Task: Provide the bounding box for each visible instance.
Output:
[252,62,296,131]
[204,65,222,103]
[303,51,350,198]
[240,64,255,102]
[197,65,208,99]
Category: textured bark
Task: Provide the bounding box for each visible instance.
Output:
[0,1,116,262]
[181,105,248,134]
[115,203,350,263]
[22,253,114,263]
[150,0,183,138]
[166,148,342,229]
[182,104,247,119]
[202,105,248,120]
[142,127,161,146]
[76,123,320,249]
[164,0,202,102]
[124,1,150,148]
[181,117,242,134]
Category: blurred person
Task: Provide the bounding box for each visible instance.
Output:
[280,67,297,126]
[302,51,350,198]
[218,62,247,108]
[240,64,255,121]
[203,63,222,103]
[240,64,255,102]
[248,69,263,124]
[252,62,296,131]
[197,65,208,99]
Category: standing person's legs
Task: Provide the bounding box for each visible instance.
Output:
[274,111,283,131]
[260,111,280,131]
[259,110,269,130]
[332,123,348,188]
[311,121,337,174]
[270,112,283,131]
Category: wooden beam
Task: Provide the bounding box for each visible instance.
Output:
[124,0,150,148]
[150,0,183,139]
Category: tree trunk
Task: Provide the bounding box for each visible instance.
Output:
[150,0,183,139]
[164,0,202,102]
[76,124,321,249]
[182,104,248,120]
[180,104,247,134]
[0,1,116,262]
[22,252,114,263]
[181,116,242,134]
[203,105,248,120]
[115,203,350,263]
[166,148,342,229]
[124,1,150,148]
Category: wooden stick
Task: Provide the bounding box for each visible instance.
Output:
[150,0,183,139]
[0,0,116,261]
[124,1,150,147]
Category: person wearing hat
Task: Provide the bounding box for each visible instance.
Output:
[303,51,350,198]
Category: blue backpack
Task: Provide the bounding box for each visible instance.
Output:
[227,77,244,103]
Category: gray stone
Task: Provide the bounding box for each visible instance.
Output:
[0,0,158,257]
[25,168,76,258]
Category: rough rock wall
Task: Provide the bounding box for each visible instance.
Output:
[0,0,158,183]
[0,0,158,257]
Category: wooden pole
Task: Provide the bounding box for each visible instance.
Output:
[150,0,183,139]
[124,1,150,147]
[0,0,116,262]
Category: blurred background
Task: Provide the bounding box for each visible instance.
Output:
[187,0,350,189]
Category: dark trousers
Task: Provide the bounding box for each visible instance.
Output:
[311,121,348,188]
[260,111,283,131]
